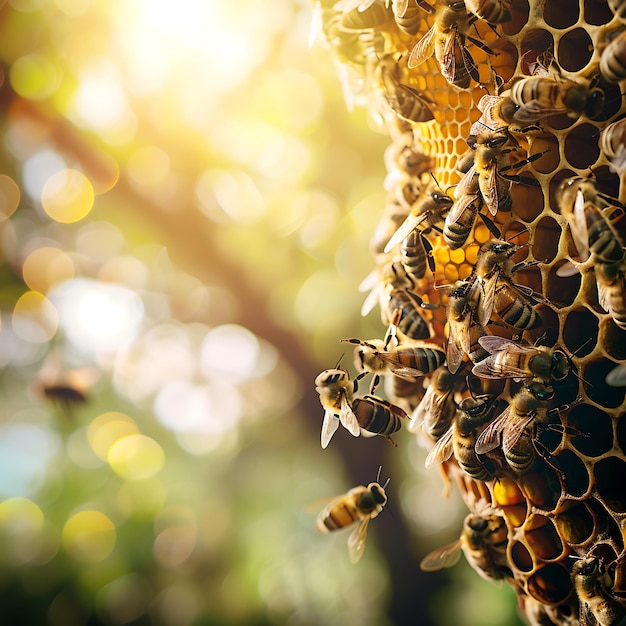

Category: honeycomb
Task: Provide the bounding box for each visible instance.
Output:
[312,0,626,623]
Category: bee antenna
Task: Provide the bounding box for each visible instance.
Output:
[376,465,383,483]
[569,336,594,358]
[430,173,442,190]
[334,353,345,369]
[506,227,529,241]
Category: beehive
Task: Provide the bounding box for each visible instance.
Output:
[313,0,626,623]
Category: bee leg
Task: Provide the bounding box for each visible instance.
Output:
[466,36,495,57]
[383,434,398,447]
[369,374,381,395]
[353,370,370,393]
[478,211,502,239]
[532,439,567,481]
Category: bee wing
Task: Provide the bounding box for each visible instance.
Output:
[454,164,479,200]
[555,260,581,277]
[412,386,434,430]
[321,410,340,449]
[475,405,510,454]
[570,188,591,261]
[480,164,500,216]
[502,412,535,456]
[419,539,463,571]
[308,2,323,49]
[408,25,436,68]
[384,212,426,252]
[394,0,409,16]
[513,100,567,123]
[348,517,371,563]
[473,272,499,326]
[360,282,383,317]
[425,426,454,467]
[606,363,626,386]
[340,395,361,437]
[477,335,515,353]
[447,317,471,374]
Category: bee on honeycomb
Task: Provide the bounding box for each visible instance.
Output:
[311,0,626,623]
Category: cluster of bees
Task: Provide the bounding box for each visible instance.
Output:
[310,0,626,623]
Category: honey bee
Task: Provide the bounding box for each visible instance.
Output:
[465,0,511,24]
[420,506,512,582]
[315,367,361,448]
[608,0,626,21]
[468,239,539,328]
[408,1,487,89]
[359,259,415,317]
[492,280,542,330]
[461,126,544,217]
[338,0,393,30]
[446,278,485,374]
[384,187,454,254]
[600,29,626,83]
[475,381,567,474]
[344,336,447,380]
[572,556,626,626]
[425,392,498,481]
[352,394,408,445]
[384,131,433,179]
[600,117,626,177]
[401,227,435,279]
[443,179,501,250]
[386,288,433,339]
[410,366,462,440]
[557,176,626,264]
[379,62,435,124]
[595,258,626,330]
[316,473,389,563]
[508,75,605,124]
[472,336,571,384]
[606,362,626,386]
[391,0,432,36]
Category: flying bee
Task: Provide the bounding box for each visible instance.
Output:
[595,258,626,330]
[391,0,432,36]
[343,336,446,380]
[315,367,361,448]
[316,472,389,563]
[557,176,626,264]
[474,381,573,475]
[465,0,511,24]
[600,117,626,178]
[420,506,512,582]
[572,556,626,626]
[408,1,489,89]
[385,288,433,340]
[410,366,463,440]
[472,336,571,384]
[352,394,408,445]
[384,187,454,254]
[508,75,605,124]
[600,29,626,83]
[425,392,499,481]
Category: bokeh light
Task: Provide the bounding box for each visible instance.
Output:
[41,169,94,223]
[62,510,116,563]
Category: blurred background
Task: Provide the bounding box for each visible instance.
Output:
[0,0,525,624]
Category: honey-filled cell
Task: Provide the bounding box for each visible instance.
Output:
[524,515,564,561]
[554,500,595,546]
